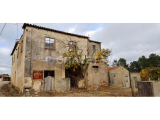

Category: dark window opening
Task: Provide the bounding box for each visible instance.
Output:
[69,41,76,50]
[93,66,98,68]
[93,45,96,50]
[44,71,55,78]
[114,74,116,77]
[45,38,54,49]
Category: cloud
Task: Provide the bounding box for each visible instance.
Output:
[0,23,160,74]
[89,23,160,64]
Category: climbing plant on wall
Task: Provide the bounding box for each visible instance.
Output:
[63,49,89,88]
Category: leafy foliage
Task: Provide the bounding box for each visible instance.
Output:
[140,67,160,81]
[112,58,129,70]
[112,53,160,72]
[63,49,82,71]
[96,48,111,63]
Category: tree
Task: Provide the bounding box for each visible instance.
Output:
[138,55,149,70]
[63,49,90,89]
[117,58,129,70]
[96,48,111,63]
[140,67,160,81]
[63,48,111,89]
[111,60,118,67]
[129,61,141,72]
[148,53,160,67]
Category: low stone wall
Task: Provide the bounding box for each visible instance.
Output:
[137,81,160,97]
[56,78,70,92]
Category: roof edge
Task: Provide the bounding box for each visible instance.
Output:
[22,23,89,39]
[11,41,18,56]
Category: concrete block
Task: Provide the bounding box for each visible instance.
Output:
[137,81,160,97]
[56,78,70,92]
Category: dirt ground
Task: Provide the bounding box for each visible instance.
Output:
[0,82,138,97]
[38,86,139,97]
[0,82,23,97]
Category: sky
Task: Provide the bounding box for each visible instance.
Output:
[0,23,160,75]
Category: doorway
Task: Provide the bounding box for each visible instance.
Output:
[44,70,55,92]
[125,76,129,87]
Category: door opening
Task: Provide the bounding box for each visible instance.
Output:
[44,70,55,92]
[44,70,54,78]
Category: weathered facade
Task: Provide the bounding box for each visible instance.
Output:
[137,81,160,97]
[78,63,109,89]
[130,72,141,88]
[11,23,101,93]
[108,66,130,87]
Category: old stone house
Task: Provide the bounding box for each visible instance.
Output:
[11,23,104,93]
[108,66,130,87]
[0,74,10,81]
[130,72,141,88]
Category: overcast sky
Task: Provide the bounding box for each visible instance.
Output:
[0,23,160,75]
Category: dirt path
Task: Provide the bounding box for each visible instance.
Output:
[0,81,10,97]
[39,86,137,97]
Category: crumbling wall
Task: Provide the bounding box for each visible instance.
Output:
[137,81,160,97]
[11,32,26,93]
[87,41,101,58]
[24,26,90,92]
[87,63,109,89]
[56,78,70,92]
[130,72,141,88]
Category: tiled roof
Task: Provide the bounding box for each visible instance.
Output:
[22,23,89,39]
[108,66,121,71]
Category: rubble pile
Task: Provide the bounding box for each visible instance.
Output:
[0,82,23,97]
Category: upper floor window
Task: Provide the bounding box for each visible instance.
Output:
[93,45,96,50]
[45,38,54,49]
[69,41,76,50]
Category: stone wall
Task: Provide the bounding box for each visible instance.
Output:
[87,63,109,88]
[109,66,130,87]
[11,32,26,93]
[11,25,101,93]
[56,78,70,92]
[130,72,141,88]
[137,81,160,97]
[87,41,101,58]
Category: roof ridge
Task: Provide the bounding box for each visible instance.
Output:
[22,23,89,38]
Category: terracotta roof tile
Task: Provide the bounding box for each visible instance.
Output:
[108,66,121,71]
